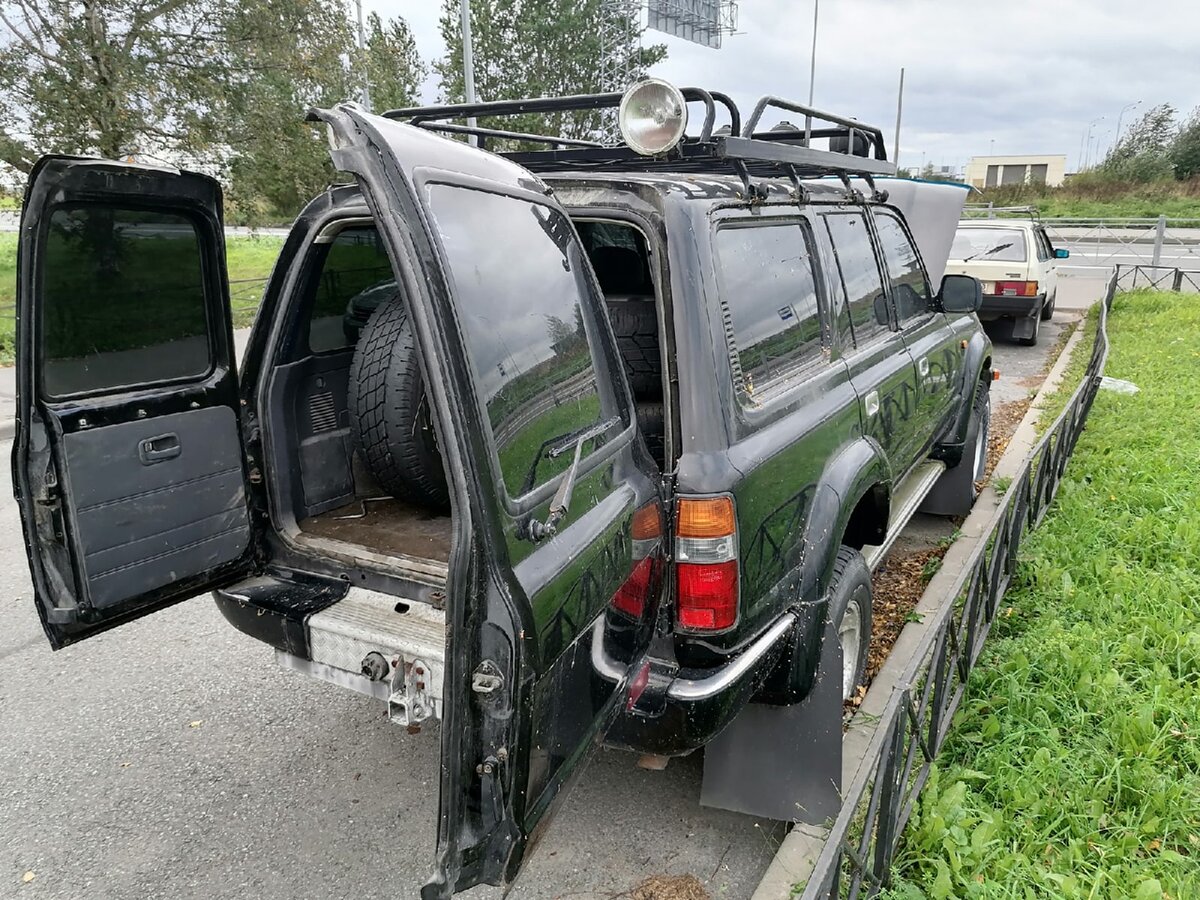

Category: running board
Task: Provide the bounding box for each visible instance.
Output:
[290,587,447,725]
[861,460,945,571]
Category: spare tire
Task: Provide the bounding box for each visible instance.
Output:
[348,296,450,510]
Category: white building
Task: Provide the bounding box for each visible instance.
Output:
[964,155,1067,189]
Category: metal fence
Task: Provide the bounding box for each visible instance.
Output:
[800,272,1115,898]
[1114,263,1200,294]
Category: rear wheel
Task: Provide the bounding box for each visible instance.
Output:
[828,546,873,702]
[1040,291,1056,321]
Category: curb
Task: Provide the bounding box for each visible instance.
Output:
[751,308,1094,899]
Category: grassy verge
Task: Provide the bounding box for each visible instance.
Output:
[887,291,1200,899]
[1033,304,1099,433]
[0,232,282,365]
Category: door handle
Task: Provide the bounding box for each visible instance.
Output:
[918,356,930,378]
[864,390,880,418]
[139,433,181,465]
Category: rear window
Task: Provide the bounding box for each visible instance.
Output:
[426,185,621,499]
[714,223,824,402]
[949,227,1027,263]
[41,205,211,397]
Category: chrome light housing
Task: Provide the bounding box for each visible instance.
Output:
[618,79,688,156]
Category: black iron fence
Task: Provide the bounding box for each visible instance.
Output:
[800,272,1116,898]
[1114,264,1200,294]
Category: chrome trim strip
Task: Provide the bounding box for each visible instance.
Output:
[666,612,797,702]
[589,617,627,684]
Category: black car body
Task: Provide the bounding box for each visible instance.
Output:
[11,86,990,896]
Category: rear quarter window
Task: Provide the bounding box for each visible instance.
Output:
[713,222,825,404]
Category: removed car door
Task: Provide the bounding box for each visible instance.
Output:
[13,157,256,649]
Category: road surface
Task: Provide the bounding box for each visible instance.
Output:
[0,275,1110,899]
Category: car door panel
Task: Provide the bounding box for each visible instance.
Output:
[64,406,250,608]
[13,157,255,649]
[310,106,664,897]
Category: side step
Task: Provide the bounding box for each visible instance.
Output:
[284,587,447,726]
[861,459,945,571]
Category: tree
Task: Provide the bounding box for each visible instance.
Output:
[362,11,425,113]
[434,0,667,143]
[0,0,232,171]
[1170,107,1200,181]
[1100,103,1176,182]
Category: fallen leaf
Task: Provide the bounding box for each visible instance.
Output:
[22,872,35,883]
[188,720,202,728]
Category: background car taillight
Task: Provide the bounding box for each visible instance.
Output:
[675,496,738,632]
[985,280,1038,297]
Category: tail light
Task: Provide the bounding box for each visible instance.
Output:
[610,503,663,620]
[675,496,738,632]
[989,280,1039,297]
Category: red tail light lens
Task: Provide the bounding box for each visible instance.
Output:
[993,280,1038,297]
[677,560,738,631]
[612,556,655,619]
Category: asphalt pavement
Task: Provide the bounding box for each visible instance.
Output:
[0,274,1110,899]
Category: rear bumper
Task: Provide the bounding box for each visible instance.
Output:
[979,293,1044,319]
[595,613,802,756]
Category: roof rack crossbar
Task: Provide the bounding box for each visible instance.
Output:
[718,136,895,177]
[412,121,604,149]
[741,96,888,161]
[381,87,733,143]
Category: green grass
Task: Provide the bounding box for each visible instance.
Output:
[1031,195,1200,221]
[1035,306,1100,433]
[0,195,19,210]
[885,291,1200,899]
[0,232,282,365]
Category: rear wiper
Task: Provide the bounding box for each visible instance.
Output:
[963,241,1015,262]
[527,416,620,541]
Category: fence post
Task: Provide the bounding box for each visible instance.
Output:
[986,201,994,219]
[1151,214,1166,267]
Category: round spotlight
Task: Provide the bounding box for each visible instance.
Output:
[618,79,688,156]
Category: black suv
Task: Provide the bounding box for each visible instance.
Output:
[12,83,990,896]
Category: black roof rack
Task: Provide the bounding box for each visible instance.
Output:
[381,87,896,183]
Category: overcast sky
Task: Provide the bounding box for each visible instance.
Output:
[369,0,1199,173]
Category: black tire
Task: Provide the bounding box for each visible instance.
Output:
[348,296,450,510]
[1040,291,1056,321]
[920,385,990,517]
[827,546,873,703]
[607,300,662,398]
[634,401,666,468]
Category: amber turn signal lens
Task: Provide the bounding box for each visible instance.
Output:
[677,497,736,538]
[631,503,661,541]
[993,370,1001,381]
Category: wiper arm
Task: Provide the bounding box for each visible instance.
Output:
[963,241,1014,262]
[527,417,620,541]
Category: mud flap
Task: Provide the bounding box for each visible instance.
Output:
[699,618,843,823]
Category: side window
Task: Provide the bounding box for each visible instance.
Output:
[307,225,396,353]
[822,212,891,349]
[713,223,824,402]
[427,185,621,499]
[42,205,211,397]
[1035,229,1051,262]
[874,212,933,324]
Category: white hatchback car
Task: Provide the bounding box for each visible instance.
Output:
[944,218,1068,346]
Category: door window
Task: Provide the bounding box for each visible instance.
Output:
[873,212,933,324]
[306,224,395,353]
[822,212,891,349]
[41,206,212,397]
[1034,229,1052,262]
[713,222,824,402]
[426,185,622,499]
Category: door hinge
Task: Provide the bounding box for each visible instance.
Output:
[476,753,506,828]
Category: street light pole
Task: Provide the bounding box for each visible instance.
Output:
[804,0,818,147]
[1112,100,1142,155]
[460,0,478,144]
[1083,116,1104,169]
[354,0,370,110]
[892,66,904,167]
